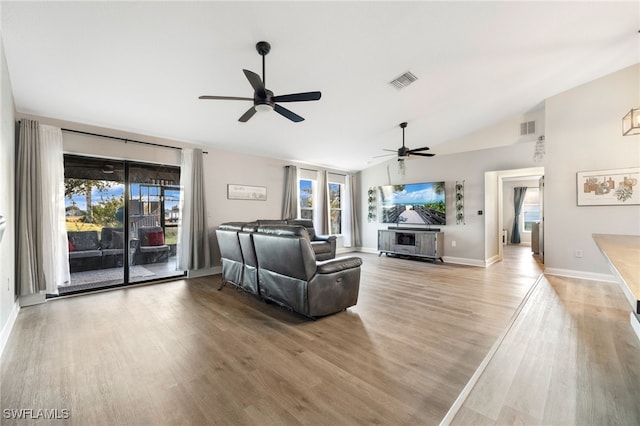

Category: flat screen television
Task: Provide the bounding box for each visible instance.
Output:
[378,182,446,225]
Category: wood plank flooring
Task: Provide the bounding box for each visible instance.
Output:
[450,274,640,425]
[2,246,542,425]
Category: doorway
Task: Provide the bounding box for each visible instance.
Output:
[60,155,185,295]
[485,167,545,266]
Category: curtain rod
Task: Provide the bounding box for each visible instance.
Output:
[299,166,346,176]
[60,128,208,154]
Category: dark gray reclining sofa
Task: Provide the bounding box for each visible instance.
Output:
[215,221,362,317]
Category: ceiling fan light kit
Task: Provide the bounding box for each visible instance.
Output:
[199,41,321,123]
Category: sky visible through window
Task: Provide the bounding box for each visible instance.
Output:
[65,183,180,212]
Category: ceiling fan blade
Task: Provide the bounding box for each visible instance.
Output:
[272,91,322,103]
[238,107,257,122]
[373,153,396,158]
[409,152,436,157]
[243,69,265,95]
[199,95,253,101]
[408,146,431,152]
[382,149,397,152]
[274,104,304,122]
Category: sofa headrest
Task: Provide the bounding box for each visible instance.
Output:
[256,224,310,240]
[242,222,259,232]
[256,219,287,226]
[287,219,316,239]
[218,222,246,232]
[287,219,313,228]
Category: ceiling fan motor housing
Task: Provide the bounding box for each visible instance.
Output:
[255,88,275,111]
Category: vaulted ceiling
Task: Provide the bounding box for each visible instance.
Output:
[2,1,638,171]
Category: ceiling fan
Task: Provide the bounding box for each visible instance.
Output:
[377,122,436,161]
[199,41,321,123]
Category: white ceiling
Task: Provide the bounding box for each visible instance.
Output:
[2,1,638,171]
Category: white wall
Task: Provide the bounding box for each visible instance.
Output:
[544,64,640,278]
[0,35,18,355]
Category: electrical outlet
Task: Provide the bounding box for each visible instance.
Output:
[575,249,583,258]
[451,240,457,247]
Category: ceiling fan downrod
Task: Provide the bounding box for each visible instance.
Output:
[256,41,271,87]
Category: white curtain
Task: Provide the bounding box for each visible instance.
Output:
[16,120,69,296]
[39,125,70,294]
[317,170,329,234]
[282,165,297,219]
[177,148,211,271]
[344,173,361,247]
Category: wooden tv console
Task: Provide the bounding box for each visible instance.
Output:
[378,228,444,262]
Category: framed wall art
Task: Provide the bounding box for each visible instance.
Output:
[227,184,267,201]
[577,167,639,206]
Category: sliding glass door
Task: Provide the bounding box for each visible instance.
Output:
[62,155,184,294]
[128,163,181,284]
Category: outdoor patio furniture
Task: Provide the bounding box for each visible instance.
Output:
[68,230,102,272]
[100,227,124,268]
[134,226,169,264]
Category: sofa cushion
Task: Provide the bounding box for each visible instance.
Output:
[68,249,102,259]
[68,231,100,251]
[111,231,124,249]
[146,231,165,246]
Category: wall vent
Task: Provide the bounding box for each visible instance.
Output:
[520,120,536,135]
[389,71,418,89]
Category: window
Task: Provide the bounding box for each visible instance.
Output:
[299,179,314,220]
[327,172,347,235]
[298,170,347,236]
[328,182,342,234]
[522,188,540,232]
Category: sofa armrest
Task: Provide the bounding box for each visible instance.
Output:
[313,234,337,243]
[316,256,362,274]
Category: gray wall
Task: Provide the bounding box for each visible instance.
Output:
[543,64,640,277]
[0,36,18,353]
[359,142,538,265]
[359,64,640,277]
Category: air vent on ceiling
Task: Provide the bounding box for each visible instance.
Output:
[389,71,418,89]
[520,120,536,135]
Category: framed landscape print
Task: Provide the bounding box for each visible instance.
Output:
[227,184,267,201]
[577,167,639,206]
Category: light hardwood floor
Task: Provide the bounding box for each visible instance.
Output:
[4,245,617,426]
[450,273,640,425]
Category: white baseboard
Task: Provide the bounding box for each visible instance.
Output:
[19,292,46,307]
[0,300,20,357]
[442,256,487,267]
[336,247,360,255]
[544,267,617,283]
[357,247,379,255]
[187,266,221,278]
[631,312,640,342]
[485,255,500,267]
